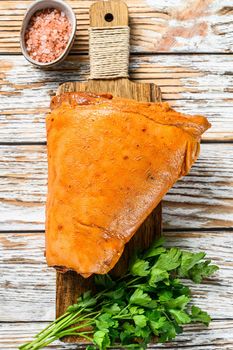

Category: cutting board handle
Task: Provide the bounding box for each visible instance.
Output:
[89,0,130,79]
[90,0,128,27]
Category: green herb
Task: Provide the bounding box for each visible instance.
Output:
[190,305,211,325]
[130,258,150,277]
[19,238,218,350]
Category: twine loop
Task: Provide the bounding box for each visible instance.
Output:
[89,26,130,79]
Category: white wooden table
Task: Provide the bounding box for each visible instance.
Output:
[0,0,233,349]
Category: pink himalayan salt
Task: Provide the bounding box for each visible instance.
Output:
[25,8,72,63]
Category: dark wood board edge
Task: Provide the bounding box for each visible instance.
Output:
[56,203,162,343]
[55,78,162,343]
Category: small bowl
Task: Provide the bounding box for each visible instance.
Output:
[20,0,76,68]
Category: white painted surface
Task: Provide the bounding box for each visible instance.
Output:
[0,55,233,142]
[1,231,232,322]
[0,0,233,53]
[1,320,233,349]
[0,0,233,348]
[0,144,232,230]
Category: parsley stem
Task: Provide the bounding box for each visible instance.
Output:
[75,333,93,342]
[19,311,86,349]
[126,276,142,286]
[49,315,80,337]
[35,312,69,337]
[19,241,218,350]
[162,310,172,322]
[113,315,131,320]
[80,311,100,319]
[19,317,94,350]
[117,273,131,281]
[58,329,93,338]
[117,304,129,316]
[60,321,94,334]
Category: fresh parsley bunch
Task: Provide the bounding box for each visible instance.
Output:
[20,238,219,350]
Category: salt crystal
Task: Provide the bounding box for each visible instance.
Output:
[25,8,72,63]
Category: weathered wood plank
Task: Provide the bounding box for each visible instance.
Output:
[0,231,232,322]
[0,54,232,142]
[0,0,232,54]
[0,144,232,231]
[0,146,46,231]
[1,320,233,349]
[55,75,162,336]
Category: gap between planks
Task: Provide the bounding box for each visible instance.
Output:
[0,140,232,147]
[1,54,233,142]
[1,227,233,235]
[0,0,233,54]
[0,143,233,231]
[1,320,233,349]
[1,52,233,56]
[1,230,233,322]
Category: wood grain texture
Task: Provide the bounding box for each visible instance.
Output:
[90,0,128,27]
[0,54,232,142]
[55,65,161,341]
[0,144,232,231]
[0,0,233,54]
[0,0,232,348]
[1,320,233,349]
[57,78,161,101]
[56,205,162,334]
[1,230,232,322]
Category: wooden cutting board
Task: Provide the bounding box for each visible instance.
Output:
[55,0,162,343]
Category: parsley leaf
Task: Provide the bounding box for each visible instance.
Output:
[158,321,178,342]
[129,288,152,307]
[158,290,173,301]
[146,309,161,322]
[95,313,116,331]
[191,305,211,325]
[169,309,191,324]
[120,322,135,343]
[104,285,126,300]
[143,237,166,259]
[103,303,121,315]
[149,316,167,335]
[129,306,144,315]
[95,274,116,289]
[130,258,150,277]
[189,260,219,283]
[133,315,147,328]
[76,290,97,309]
[134,325,151,340]
[20,237,218,350]
[93,330,110,350]
[144,246,166,259]
[178,251,206,277]
[155,248,182,271]
[149,267,169,286]
[165,295,190,310]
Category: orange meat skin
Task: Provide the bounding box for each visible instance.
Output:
[46,92,210,277]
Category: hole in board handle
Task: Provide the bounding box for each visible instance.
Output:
[104,13,114,22]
